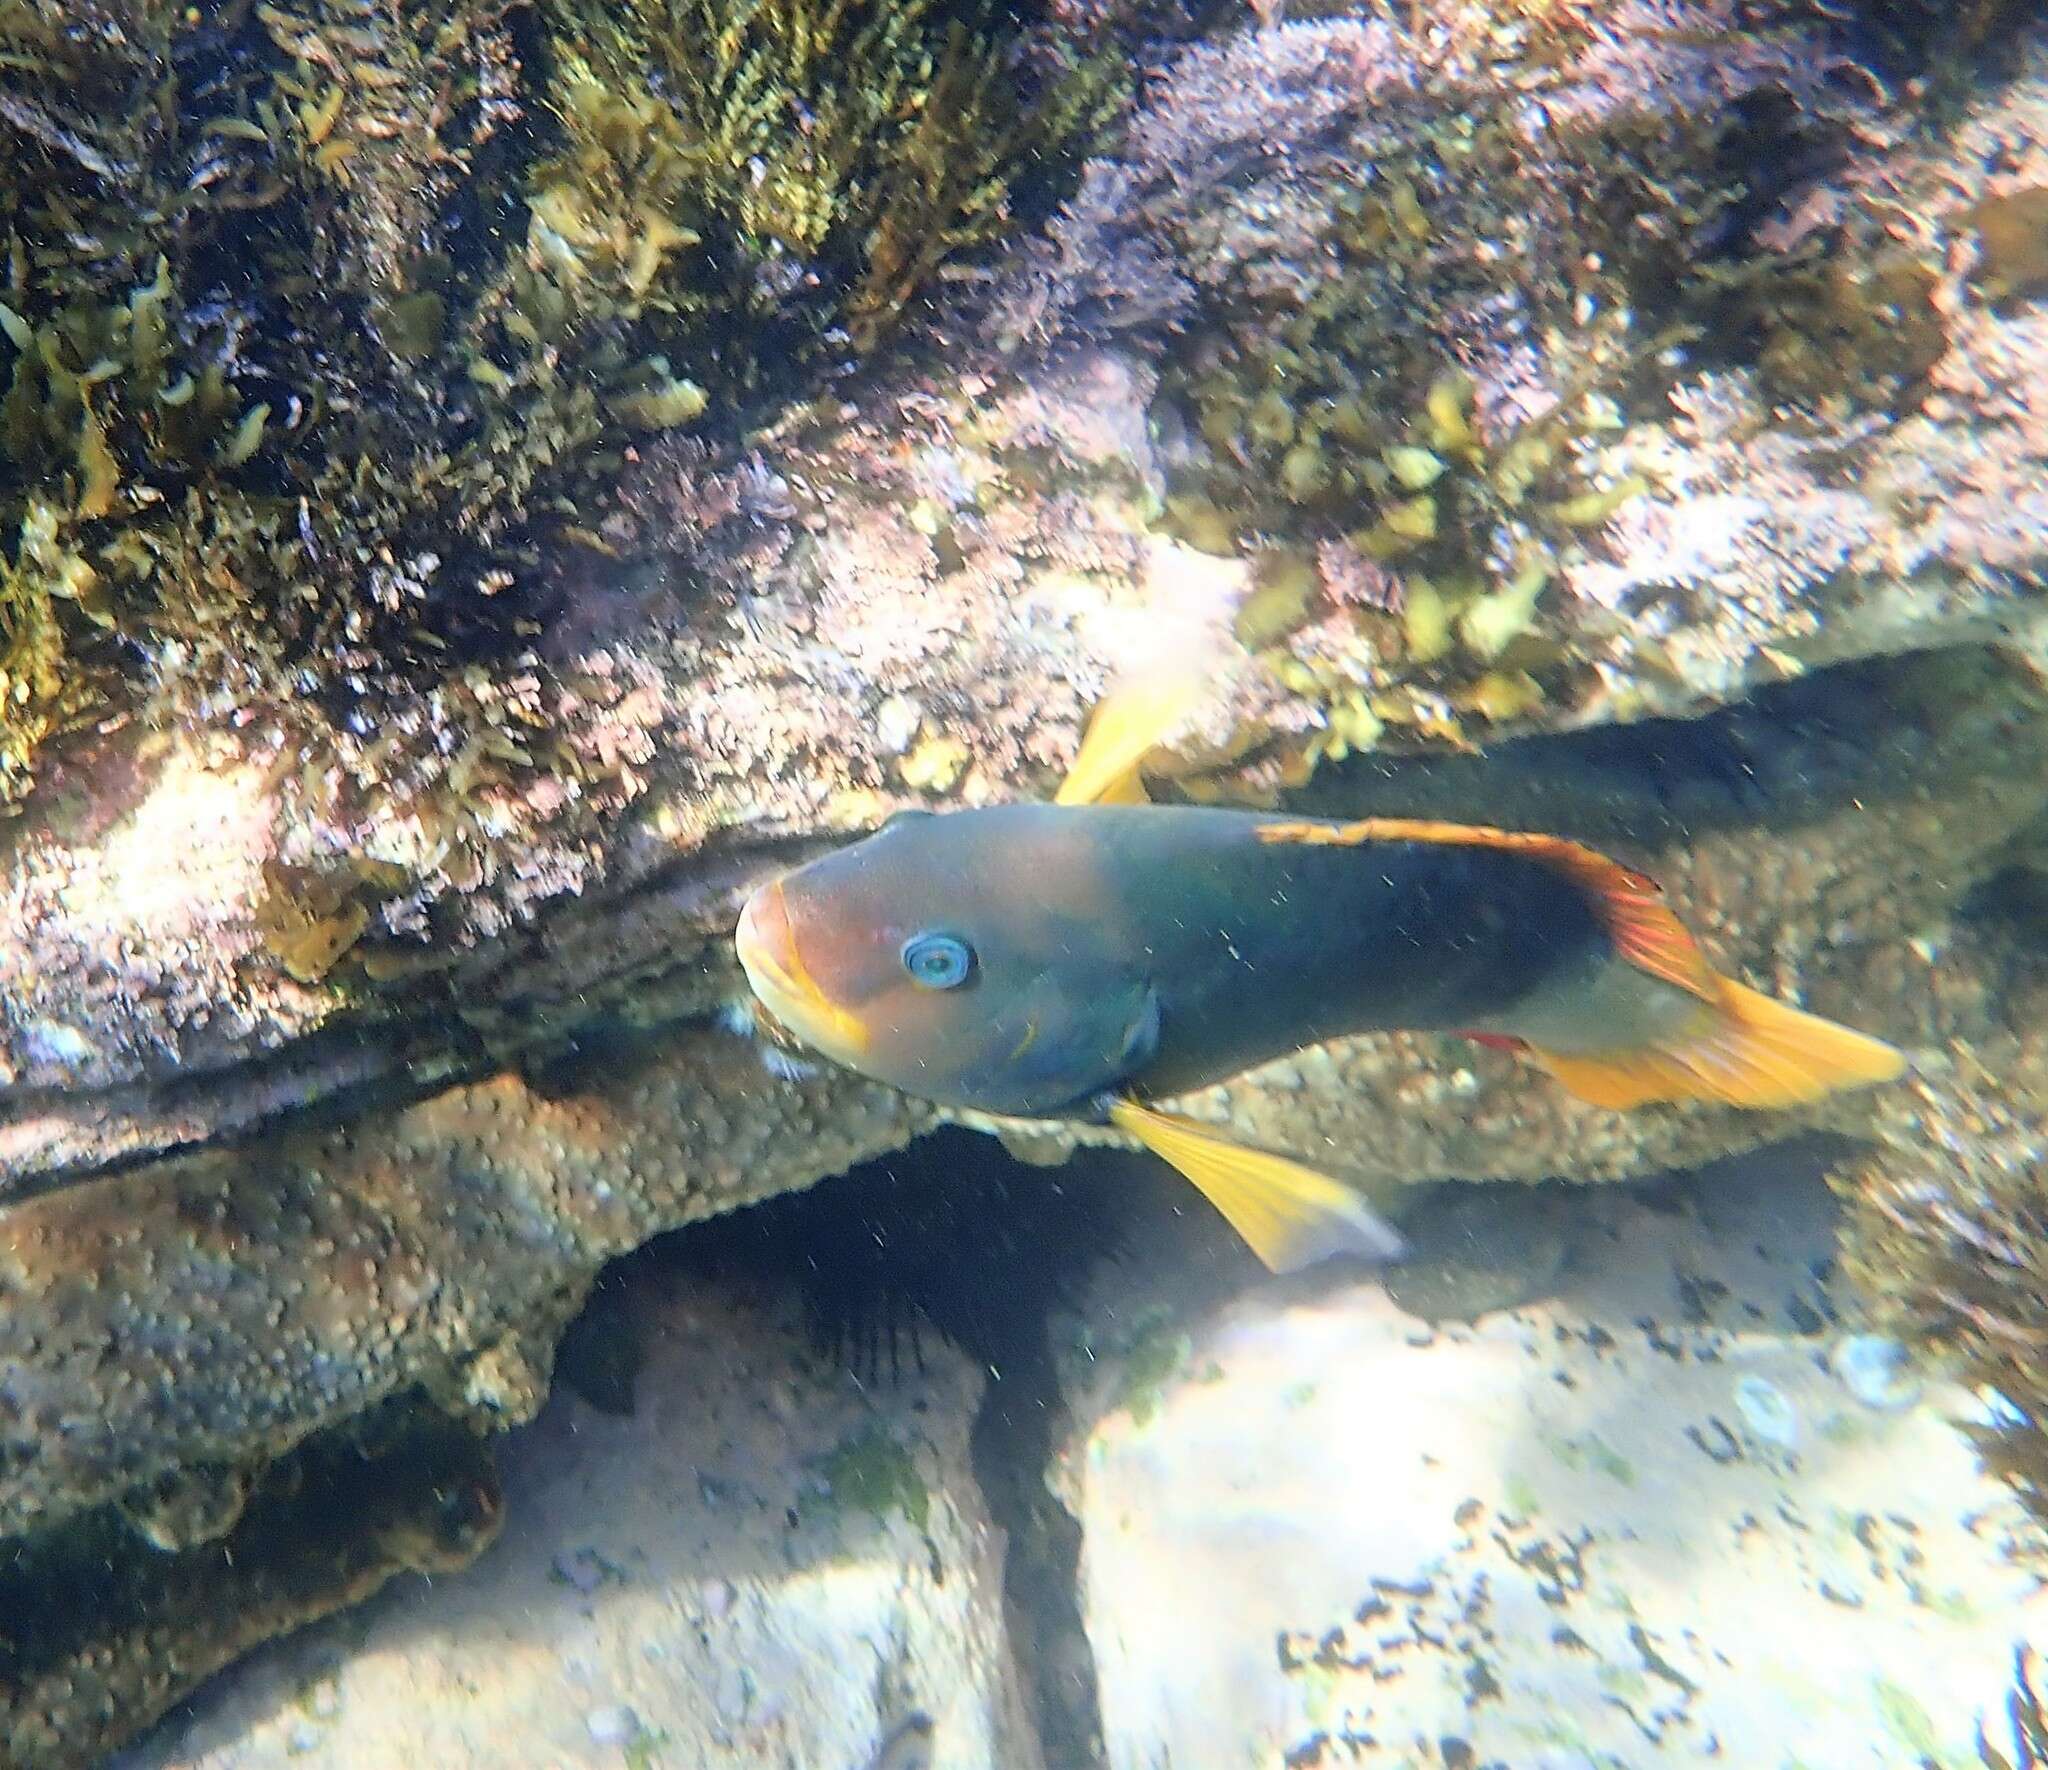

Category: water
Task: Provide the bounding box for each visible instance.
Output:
[0,0,2044,1766]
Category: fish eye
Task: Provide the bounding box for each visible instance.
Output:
[900,931,975,990]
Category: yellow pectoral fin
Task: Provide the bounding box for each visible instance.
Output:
[1055,664,1205,807]
[1108,1098,1407,1275]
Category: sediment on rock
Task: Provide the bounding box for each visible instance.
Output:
[111,1247,1044,1770]
[0,5,2044,1759]
[0,1405,503,1770]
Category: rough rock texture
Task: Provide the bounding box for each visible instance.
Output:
[0,1029,923,1544]
[0,4,2044,1760]
[93,1134,2048,1770]
[116,1260,1036,1770]
[3,1410,504,1770]
[1835,956,2048,1559]
[1052,1153,2044,1769]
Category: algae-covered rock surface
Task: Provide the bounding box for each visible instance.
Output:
[0,0,2044,1760]
[115,1256,1035,1770]
[2,5,2045,1113]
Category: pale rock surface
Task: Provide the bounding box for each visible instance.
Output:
[1056,1151,2046,1770]
[121,1264,1035,1770]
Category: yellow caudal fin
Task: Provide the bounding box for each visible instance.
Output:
[1247,815,1904,1112]
[1529,976,1907,1111]
[1055,664,1205,807]
[1108,1097,1407,1275]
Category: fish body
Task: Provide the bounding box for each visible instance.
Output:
[738,802,1683,1116]
[733,674,1906,1275]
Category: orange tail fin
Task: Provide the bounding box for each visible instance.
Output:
[1526,976,1907,1111]
[1252,815,1906,1110]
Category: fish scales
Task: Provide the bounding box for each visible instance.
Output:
[739,802,1623,1117]
[1010,803,1609,1103]
[734,669,1904,1276]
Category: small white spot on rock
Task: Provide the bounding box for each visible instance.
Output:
[585,1703,641,1746]
[875,694,924,755]
[1734,1374,1798,1450]
[1832,1334,1921,1411]
[23,1018,100,1070]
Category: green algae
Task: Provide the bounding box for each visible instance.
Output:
[1873,1675,1959,1768]
[0,0,1115,808]
[1544,1431,1637,1488]
[1112,1319,1192,1429]
[818,1427,930,1530]
[624,1730,674,1770]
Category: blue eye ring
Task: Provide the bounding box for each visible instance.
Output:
[900,931,975,990]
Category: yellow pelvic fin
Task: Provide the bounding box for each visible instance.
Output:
[1107,1097,1407,1275]
[1527,976,1907,1111]
[1055,664,1205,807]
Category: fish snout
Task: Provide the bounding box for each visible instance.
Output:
[733,878,872,1060]
[735,879,794,979]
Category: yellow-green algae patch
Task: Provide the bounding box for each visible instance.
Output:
[816,1426,931,1530]
[0,0,1116,810]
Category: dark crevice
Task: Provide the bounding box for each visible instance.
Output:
[1296,644,2032,849]
[672,1128,1137,1768]
[969,1291,1108,1770]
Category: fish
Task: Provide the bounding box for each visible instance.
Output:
[734,677,1907,1276]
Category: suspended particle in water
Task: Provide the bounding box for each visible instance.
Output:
[1832,1334,1922,1412]
[1734,1374,1799,1450]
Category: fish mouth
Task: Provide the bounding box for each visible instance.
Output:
[734,881,872,1060]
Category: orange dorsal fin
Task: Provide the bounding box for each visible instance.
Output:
[1251,816,1716,998]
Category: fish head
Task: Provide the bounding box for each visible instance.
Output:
[734,808,1157,1117]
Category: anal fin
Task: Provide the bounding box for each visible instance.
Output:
[1527,976,1906,1111]
[1108,1097,1407,1275]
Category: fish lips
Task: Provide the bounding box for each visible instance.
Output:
[734,880,873,1064]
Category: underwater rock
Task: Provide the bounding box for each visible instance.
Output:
[1047,1167,2041,1770]
[0,3,2043,1757]
[0,1027,924,1544]
[117,1260,1038,1770]
[0,1405,503,1770]
[1835,987,2048,1543]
